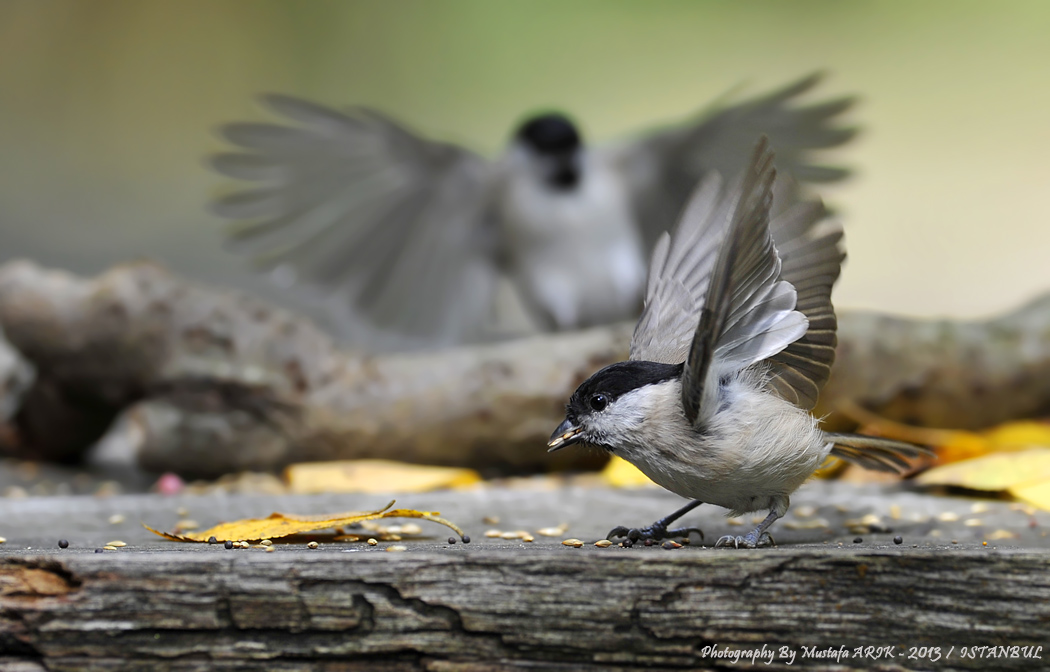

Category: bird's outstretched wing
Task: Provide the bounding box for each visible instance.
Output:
[210,95,499,347]
[606,72,856,252]
[630,138,812,425]
[764,178,845,410]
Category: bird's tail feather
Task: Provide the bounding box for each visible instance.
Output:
[826,433,933,473]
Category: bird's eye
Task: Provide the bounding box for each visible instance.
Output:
[589,394,608,412]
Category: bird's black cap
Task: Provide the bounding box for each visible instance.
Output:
[516,113,582,154]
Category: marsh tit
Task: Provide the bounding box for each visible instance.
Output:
[547,137,928,548]
[210,74,855,349]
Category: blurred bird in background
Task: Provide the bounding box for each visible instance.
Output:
[210,73,856,350]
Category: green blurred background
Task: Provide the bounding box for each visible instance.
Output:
[1,0,1048,328]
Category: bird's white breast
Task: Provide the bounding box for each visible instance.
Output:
[607,375,831,516]
[497,152,646,329]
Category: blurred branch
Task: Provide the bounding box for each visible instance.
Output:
[0,260,1047,478]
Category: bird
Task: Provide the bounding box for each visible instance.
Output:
[546,136,928,548]
[209,73,856,350]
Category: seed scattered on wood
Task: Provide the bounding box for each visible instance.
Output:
[265,546,275,553]
[970,502,990,514]
[103,545,118,551]
[964,518,983,527]
[937,511,960,522]
[400,523,423,536]
[893,536,903,545]
[462,535,471,544]
[208,536,217,544]
[107,514,126,525]
[106,541,126,547]
[224,541,233,549]
[307,541,319,549]
[175,520,199,530]
[484,529,503,538]
[982,541,988,546]
[447,537,456,545]
[889,505,902,520]
[662,540,682,550]
[260,539,273,546]
[594,539,613,548]
[951,539,959,544]
[561,538,584,548]
[500,530,533,540]
[521,535,534,542]
[536,524,569,537]
[386,545,407,552]
[58,540,69,549]
[367,538,378,546]
[988,529,1017,540]
[853,537,863,544]
[94,548,104,553]
[482,516,500,525]
[0,537,6,544]
[793,505,818,518]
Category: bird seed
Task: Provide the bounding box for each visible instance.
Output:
[484,529,503,538]
[386,545,407,552]
[108,514,126,525]
[307,541,319,549]
[58,540,69,549]
[561,538,584,547]
[224,541,234,549]
[106,541,127,547]
[594,539,613,548]
[447,537,457,545]
[103,545,118,551]
[260,539,273,546]
[367,538,378,546]
[893,536,903,545]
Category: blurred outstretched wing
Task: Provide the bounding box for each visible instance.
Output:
[606,72,856,251]
[764,179,845,409]
[630,138,807,398]
[210,95,499,346]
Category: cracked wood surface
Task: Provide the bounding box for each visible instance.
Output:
[1,483,1048,670]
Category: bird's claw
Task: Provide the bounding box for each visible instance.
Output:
[714,531,776,549]
[607,524,704,543]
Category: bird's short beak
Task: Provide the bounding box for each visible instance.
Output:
[547,418,583,452]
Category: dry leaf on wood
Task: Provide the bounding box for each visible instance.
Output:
[283,459,481,494]
[600,455,657,488]
[916,447,1050,511]
[144,500,467,542]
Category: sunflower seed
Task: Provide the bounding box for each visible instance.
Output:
[561,538,584,547]
[307,541,319,549]
[594,539,613,548]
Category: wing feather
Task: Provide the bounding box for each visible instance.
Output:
[209,95,499,347]
[606,72,856,252]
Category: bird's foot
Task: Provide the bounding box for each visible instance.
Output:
[714,530,776,549]
[607,523,704,543]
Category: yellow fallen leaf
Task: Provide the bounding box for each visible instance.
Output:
[600,455,657,488]
[144,500,467,542]
[838,402,1050,465]
[1008,479,1050,512]
[283,459,481,494]
[916,448,1050,492]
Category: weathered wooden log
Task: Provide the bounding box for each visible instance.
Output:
[1,549,1045,671]
[0,260,1048,478]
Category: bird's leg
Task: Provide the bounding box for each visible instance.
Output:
[715,509,781,549]
[607,499,704,543]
